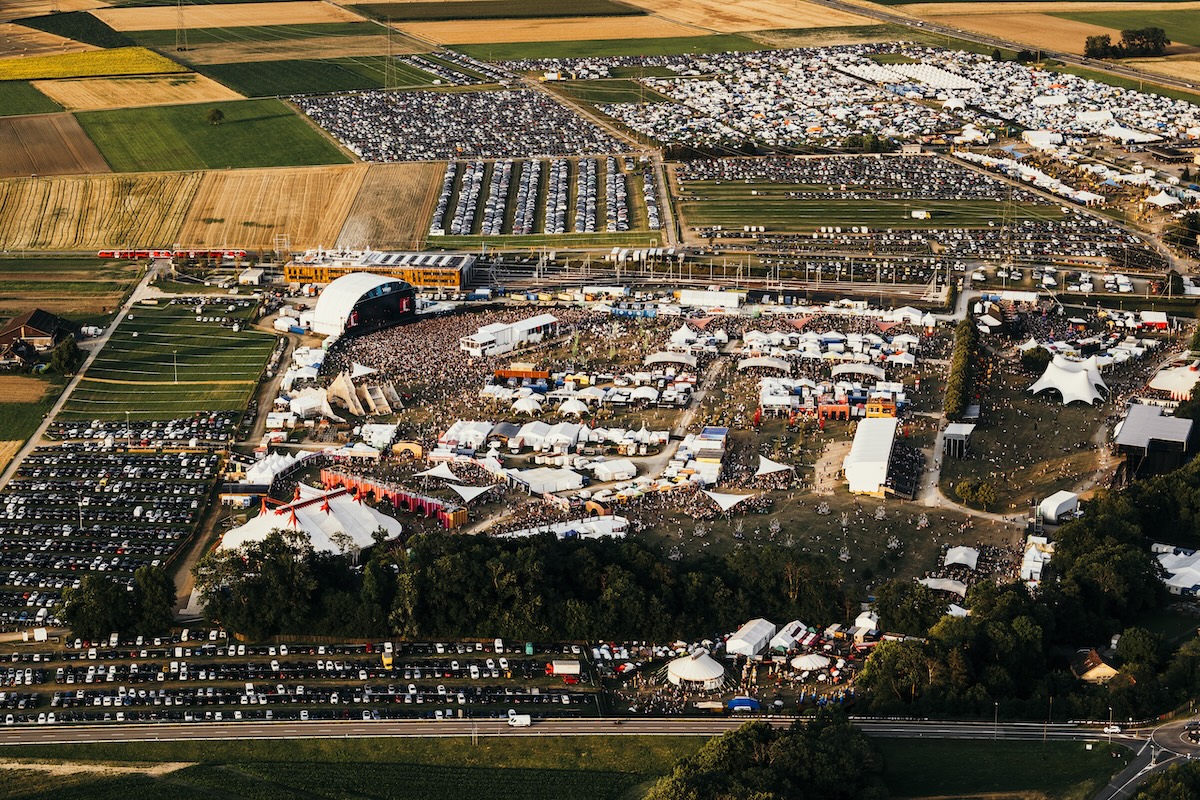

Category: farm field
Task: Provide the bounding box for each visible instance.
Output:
[1121,56,1200,84]
[0,46,186,81]
[0,172,200,250]
[62,303,276,421]
[0,0,109,23]
[0,257,142,321]
[75,99,351,172]
[0,22,98,59]
[624,0,873,31]
[32,73,243,110]
[126,21,380,48]
[13,10,133,48]
[93,1,364,31]
[0,374,64,471]
[899,1,1200,13]
[452,33,766,60]
[923,12,1123,55]
[0,80,61,116]
[550,78,672,105]
[395,16,704,45]
[1053,9,1200,46]
[176,165,367,250]
[196,57,434,96]
[336,161,445,250]
[353,0,644,21]
[172,34,413,65]
[0,113,110,178]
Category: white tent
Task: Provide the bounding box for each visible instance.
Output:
[737,356,791,374]
[512,466,584,494]
[1148,191,1182,208]
[667,649,725,690]
[594,459,637,482]
[645,351,698,368]
[918,577,968,597]
[415,462,463,483]
[843,417,899,494]
[1149,363,1200,399]
[1029,355,1107,405]
[449,484,496,503]
[1039,490,1079,523]
[770,620,807,652]
[220,484,403,555]
[755,455,793,478]
[669,324,697,345]
[943,546,980,571]
[726,618,776,657]
[512,397,543,415]
[630,386,660,402]
[790,653,830,671]
[704,491,756,512]
[559,398,589,416]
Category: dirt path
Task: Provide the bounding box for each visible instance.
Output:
[0,760,194,777]
[813,439,852,495]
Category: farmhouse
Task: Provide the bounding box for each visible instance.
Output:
[0,309,80,354]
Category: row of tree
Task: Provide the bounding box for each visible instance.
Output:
[944,318,980,419]
[61,566,176,640]
[1084,28,1170,59]
[193,530,850,642]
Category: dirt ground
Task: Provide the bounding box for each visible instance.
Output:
[927,12,1122,55]
[93,1,363,32]
[0,171,200,250]
[0,0,108,23]
[0,761,192,778]
[32,74,242,111]
[0,376,49,404]
[394,15,705,44]
[177,165,367,250]
[0,23,98,59]
[178,34,420,65]
[623,0,873,33]
[336,161,444,250]
[0,113,110,179]
[1127,55,1200,82]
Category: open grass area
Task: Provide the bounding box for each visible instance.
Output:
[0,80,61,116]
[0,257,141,322]
[61,302,275,420]
[550,78,671,105]
[1053,10,1200,46]
[75,98,350,171]
[453,33,768,61]
[0,376,63,443]
[755,23,1018,59]
[878,739,1126,800]
[127,21,380,48]
[197,57,435,96]
[356,0,643,21]
[14,11,135,48]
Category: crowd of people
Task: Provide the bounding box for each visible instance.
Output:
[293,89,628,162]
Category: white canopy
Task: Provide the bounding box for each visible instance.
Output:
[667,649,725,688]
[727,618,776,657]
[558,398,589,416]
[1148,191,1181,208]
[630,386,660,402]
[738,356,791,373]
[918,577,968,597]
[1029,355,1106,405]
[448,484,496,503]
[645,351,698,368]
[415,462,463,483]
[220,484,403,555]
[791,653,830,671]
[512,397,543,415]
[943,546,980,571]
[1039,490,1079,523]
[755,455,793,478]
[704,491,756,512]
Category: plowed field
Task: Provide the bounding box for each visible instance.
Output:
[0,113,110,177]
[336,161,443,249]
[0,23,98,59]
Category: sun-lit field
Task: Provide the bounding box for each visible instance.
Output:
[32,73,243,111]
[395,16,705,45]
[93,1,364,31]
[0,22,98,59]
[623,0,873,32]
[0,114,111,177]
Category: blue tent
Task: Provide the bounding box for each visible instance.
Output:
[727,696,761,711]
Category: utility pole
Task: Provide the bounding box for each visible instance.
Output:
[175,0,188,52]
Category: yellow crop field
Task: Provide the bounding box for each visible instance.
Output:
[32,74,243,111]
[177,166,367,250]
[928,13,1120,56]
[623,0,873,33]
[0,171,200,250]
[180,34,413,65]
[395,15,703,44]
[0,23,98,59]
[93,1,362,31]
[0,46,186,81]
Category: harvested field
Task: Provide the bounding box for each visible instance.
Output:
[0,46,186,81]
[94,1,364,31]
[622,0,872,32]
[755,24,918,47]
[453,33,765,59]
[903,1,1200,15]
[0,114,110,178]
[354,0,643,20]
[927,12,1121,56]
[336,161,443,249]
[163,34,413,65]
[395,16,704,44]
[0,442,20,473]
[0,376,49,404]
[1129,56,1200,82]
[0,0,109,24]
[32,74,242,111]
[0,23,98,59]
[177,165,367,250]
[0,172,200,249]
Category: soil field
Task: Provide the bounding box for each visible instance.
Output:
[452,33,766,59]
[0,172,200,250]
[0,376,49,404]
[0,46,186,81]
[1054,9,1200,46]
[354,0,643,20]
[903,1,1200,13]
[0,257,141,321]
[0,113,110,178]
[93,1,365,31]
[395,16,704,44]
[0,23,97,59]
[622,0,873,32]
[32,74,242,110]
[174,34,417,65]
[0,81,62,116]
[0,0,109,23]
[926,13,1122,55]
[177,165,367,250]
[336,161,443,249]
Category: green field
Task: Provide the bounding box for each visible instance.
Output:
[0,81,61,116]
[355,0,643,21]
[1046,62,1200,106]
[198,57,437,96]
[14,11,135,48]
[0,377,63,446]
[60,302,275,420]
[550,78,672,105]
[127,22,383,48]
[74,99,350,172]
[1054,10,1200,46]
[453,33,768,61]
[0,258,142,322]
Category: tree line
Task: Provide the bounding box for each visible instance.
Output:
[1084,28,1170,59]
[61,566,176,640]
[944,318,980,419]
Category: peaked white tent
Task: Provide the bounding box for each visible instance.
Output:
[791,653,830,671]
[755,455,793,478]
[918,577,968,597]
[667,649,725,689]
[220,484,403,555]
[1148,191,1181,208]
[943,546,980,571]
[1029,355,1107,405]
[415,462,463,482]
[559,398,589,416]
[449,484,496,503]
[704,491,756,512]
[512,397,543,415]
[726,618,776,657]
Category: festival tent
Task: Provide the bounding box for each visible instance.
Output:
[918,577,968,597]
[791,653,831,671]
[1148,191,1182,208]
[645,351,698,368]
[755,455,793,478]
[943,546,980,570]
[703,491,756,512]
[770,620,808,652]
[415,462,463,482]
[667,649,725,689]
[738,356,791,373]
[328,442,380,461]
[559,398,589,416]
[512,397,543,415]
[669,324,697,345]
[1149,362,1200,400]
[727,618,777,657]
[630,386,660,402]
[578,386,608,403]
[220,484,403,555]
[448,484,496,503]
[1028,355,1107,405]
[594,459,637,482]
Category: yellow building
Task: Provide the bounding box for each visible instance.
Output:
[285,250,475,290]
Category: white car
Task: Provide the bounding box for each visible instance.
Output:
[1103,725,1122,734]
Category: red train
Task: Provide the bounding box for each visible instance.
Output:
[96,249,249,259]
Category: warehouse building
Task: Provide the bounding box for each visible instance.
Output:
[286,249,475,290]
